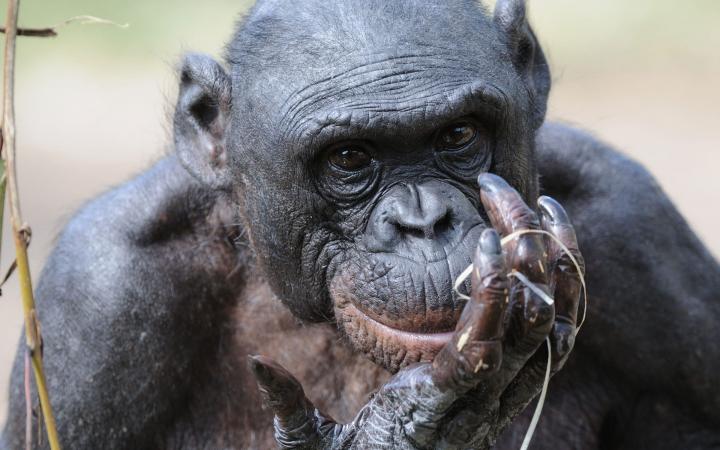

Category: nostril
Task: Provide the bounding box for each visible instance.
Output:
[430,211,452,238]
[395,222,428,240]
[394,210,452,240]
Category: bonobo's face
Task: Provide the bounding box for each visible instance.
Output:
[176,0,550,372]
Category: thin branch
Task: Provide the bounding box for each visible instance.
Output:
[2,0,61,449]
[23,351,31,450]
[0,27,57,38]
[0,14,128,38]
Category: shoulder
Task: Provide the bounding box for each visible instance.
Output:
[65,155,206,241]
[534,121,715,280]
[59,154,241,252]
[38,154,244,300]
[533,121,679,234]
[535,122,656,200]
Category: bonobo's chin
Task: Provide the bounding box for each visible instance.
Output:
[330,225,484,373]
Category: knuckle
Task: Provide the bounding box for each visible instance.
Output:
[537,301,555,325]
[574,252,586,276]
[441,340,503,382]
[507,201,540,229]
[474,270,509,298]
[550,223,577,245]
[468,341,503,374]
[552,321,576,357]
[526,296,554,331]
[474,251,508,282]
[513,234,546,263]
[557,247,585,276]
[516,258,548,282]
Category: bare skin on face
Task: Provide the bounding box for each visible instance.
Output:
[251,173,585,448]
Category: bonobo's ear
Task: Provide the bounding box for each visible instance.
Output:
[494,0,550,129]
[173,53,232,188]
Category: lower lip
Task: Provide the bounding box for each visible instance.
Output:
[341,302,455,358]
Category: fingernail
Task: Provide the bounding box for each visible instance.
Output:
[537,198,555,224]
[537,196,569,224]
[248,355,279,387]
[479,228,501,254]
[248,355,268,379]
[477,172,499,192]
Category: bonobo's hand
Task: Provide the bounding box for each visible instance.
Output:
[249,174,584,449]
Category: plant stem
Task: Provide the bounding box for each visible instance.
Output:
[2,0,61,448]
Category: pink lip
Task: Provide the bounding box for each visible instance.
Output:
[341,301,455,359]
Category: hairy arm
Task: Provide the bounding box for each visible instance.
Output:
[537,123,720,422]
[1,155,246,449]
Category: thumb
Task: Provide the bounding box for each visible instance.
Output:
[248,355,331,449]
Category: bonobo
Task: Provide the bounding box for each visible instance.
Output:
[3,0,720,449]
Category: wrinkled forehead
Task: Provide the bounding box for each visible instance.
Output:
[233,46,517,127]
[284,47,515,135]
[227,0,521,141]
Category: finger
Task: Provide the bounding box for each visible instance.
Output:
[504,238,552,362]
[433,229,507,394]
[538,196,585,366]
[537,195,585,280]
[436,228,551,443]
[454,341,554,444]
[491,250,554,395]
[477,173,541,238]
[477,172,548,285]
[438,407,492,448]
[495,343,551,434]
[460,228,508,341]
[492,198,584,421]
[491,289,553,399]
[248,355,328,449]
[476,172,551,353]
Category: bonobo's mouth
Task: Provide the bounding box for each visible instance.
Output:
[340,301,455,364]
[330,223,485,372]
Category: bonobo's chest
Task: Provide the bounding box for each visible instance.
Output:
[234,281,390,417]
[189,281,390,449]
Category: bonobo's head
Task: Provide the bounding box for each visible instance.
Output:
[173,0,550,371]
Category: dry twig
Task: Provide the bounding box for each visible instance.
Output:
[0,14,129,38]
[2,0,62,448]
[0,26,57,37]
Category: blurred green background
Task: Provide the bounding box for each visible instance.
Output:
[1,0,719,427]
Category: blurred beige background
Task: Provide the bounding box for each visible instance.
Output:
[0,0,718,429]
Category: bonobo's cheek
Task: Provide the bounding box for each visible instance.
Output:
[329,224,485,373]
[236,182,345,322]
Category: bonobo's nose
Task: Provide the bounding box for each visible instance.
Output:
[364,180,478,253]
[390,183,449,239]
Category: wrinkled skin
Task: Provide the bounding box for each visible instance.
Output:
[3,0,720,449]
[250,174,584,449]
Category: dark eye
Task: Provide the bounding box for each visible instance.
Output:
[438,122,477,150]
[328,147,372,171]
